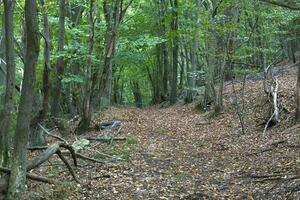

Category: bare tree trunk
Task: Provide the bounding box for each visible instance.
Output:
[0,18,6,86]
[39,0,51,120]
[295,64,300,121]
[51,0,65,116]
[76,0,95,134]
[6,0,39,198]
[203,30,216,109]
[186,0,201,103]
[29,0,51,146]
[155,0,168,101]
[153,46,162,104]
[170,0,178,105]
[99,0,133,108]
[0,0,16,167]
[161,0,169,99]
[179,50,184,90]
[131,80,143,108]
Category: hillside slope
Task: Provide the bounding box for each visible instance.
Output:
[27,67,299,200]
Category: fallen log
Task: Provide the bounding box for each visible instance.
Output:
[0,141,79,196]
[28,145,106,164]
[27,142,77,170]
[0,167,58,198]
[0,167,57,184]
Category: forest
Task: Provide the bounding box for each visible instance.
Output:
[0,0,299,199]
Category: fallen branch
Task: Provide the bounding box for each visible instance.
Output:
[28,145,106,164]
[56,150,80,183]
[87,137,126,141]
[109,126,123,146]
[250,174,300,183]
[246,140,286,156]
[0,141,79,195]
[27,142,64,170]
[75,152,106,164]
[27,142,79,182]
[0,166,57,184]
[86,147,124,161]
[38,123,67,143]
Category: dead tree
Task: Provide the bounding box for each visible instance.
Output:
[262,60,280,137]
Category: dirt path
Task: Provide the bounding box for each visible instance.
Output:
[28,72,299,200]
[74,104,298,200]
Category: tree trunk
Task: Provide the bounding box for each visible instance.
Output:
[99,0,133,108]
[99,0,120,108]
[203,30,216,109]
[39,0,51,120]
[295,64,300,121]
[186,0,201,103]
[179,50,184,90]
[155,0,168,102]
[131,80,143,108]
[29,0,51,146]
[6,0,39,198]
[0,16,6,86]
[161,0,169,99]
[170,0,179,105]
[153,46,162,104]
[51,0,65,117]
[76,0,95,134]
[0,0,16,167]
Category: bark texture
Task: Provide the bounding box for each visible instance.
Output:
[0,0,15,167]
[6,0,39,198]
[51,0,65,116]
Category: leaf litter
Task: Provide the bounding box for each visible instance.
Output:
[26,68,299,200]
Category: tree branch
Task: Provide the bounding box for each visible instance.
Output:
[259,0,300,10]
[0,167,57,184]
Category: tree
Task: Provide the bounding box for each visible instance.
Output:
[0,0,15,167]
[76,0,96,134]
[29,0,51,146]
[99,0,133,107]
[6,0,40,198]
[169,0,179,105]
[51,0,66,117]
[186,0,201,103]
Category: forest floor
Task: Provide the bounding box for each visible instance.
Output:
[27,66,299,200]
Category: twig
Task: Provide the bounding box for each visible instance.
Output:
[87,137,126,141]
[75,152,106,164]
[38,123,67,143]
[230,74,246,134]
[251,175,300,182]
[86,147,125,161]
[109,126,123,146]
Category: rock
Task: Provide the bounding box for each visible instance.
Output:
[72,139,90,152]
